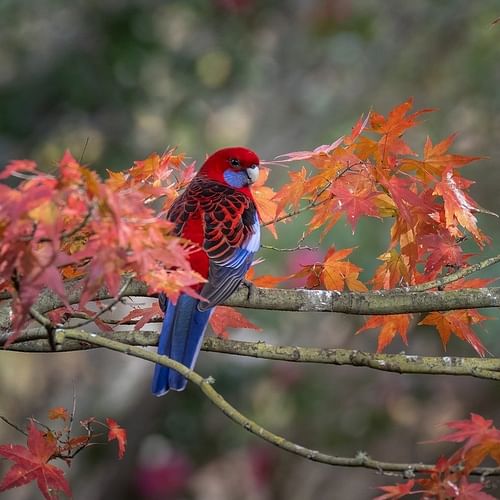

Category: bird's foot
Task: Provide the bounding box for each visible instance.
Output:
[241,279,256,302]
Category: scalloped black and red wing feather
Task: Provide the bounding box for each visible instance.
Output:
[167,175,259,307]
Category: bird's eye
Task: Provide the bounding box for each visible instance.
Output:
[230,158,240,168]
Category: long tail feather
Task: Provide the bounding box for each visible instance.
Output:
[152,295,212,396]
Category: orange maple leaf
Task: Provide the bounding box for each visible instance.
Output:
[402,134,482,182]
[251,166,279,238]
[272,167,309,217]
[47,407,70,422]
[418,310,490,356]
[290,247,367,292]
[433,170,487,244]
[371,250,411,289]
[356,314,412,352]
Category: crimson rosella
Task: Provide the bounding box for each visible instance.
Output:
[152,147,260,396]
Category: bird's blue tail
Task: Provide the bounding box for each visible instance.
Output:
[152,294,212,396]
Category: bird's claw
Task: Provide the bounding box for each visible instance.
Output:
[241,279,256,302]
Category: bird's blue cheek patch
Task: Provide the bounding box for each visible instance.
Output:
[224,169,247,188]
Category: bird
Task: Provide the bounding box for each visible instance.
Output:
[152,147,260,396]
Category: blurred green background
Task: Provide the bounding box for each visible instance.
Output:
[1,1,499,499]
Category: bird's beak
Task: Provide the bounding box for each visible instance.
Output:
[246,164,259,185]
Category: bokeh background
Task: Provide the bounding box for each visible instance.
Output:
[1,1,499,499]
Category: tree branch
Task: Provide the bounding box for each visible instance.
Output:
[2,280,499,321]
[405,253,500,292]
[45,328,500,478]
[4,329,500,381]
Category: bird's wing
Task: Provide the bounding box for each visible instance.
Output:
[166,177,259,310]
[200,181,259,309]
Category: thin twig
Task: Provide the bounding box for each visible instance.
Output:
[79,137,90,164]
[262,163,361,228]
[52,328,499,478]
[261,244,318,252]
[264,181,332,227]
[60,206,93,241]
[0,416,28,437]
[61,277,133,329]
[404,254,500,292]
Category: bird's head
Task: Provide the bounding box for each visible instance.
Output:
[198,147,260,189]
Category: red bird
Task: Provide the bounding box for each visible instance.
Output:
[152,147,260,396]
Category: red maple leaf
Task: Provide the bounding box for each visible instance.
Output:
[419,231,467,277]
[0,420,71,500]
[209,306,262,338]
[330,174,380,231]
[106,418,127,460]
[120,302,164,330]
[374,479,415,500]
[0,159,38,180]
[429,414,500,472]
[431,413,500,452]
[455,478,496,500]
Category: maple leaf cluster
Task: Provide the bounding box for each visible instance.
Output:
[376,413,500,499]
[251,99,496,354]
[0,150,203,343]
[1,99,495,352]
[0,407,126,499]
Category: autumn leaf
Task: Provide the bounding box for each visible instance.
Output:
[275,135,345,167]
[251,166,279,237]
[106,418,127,460]
[419,310,489,356]
[370,98,434,138]
[429,413,500,471]
[343,112,370,146]
[209,306,262,338]
[431,413,500,452]
[330,174,380,231]
[245,267,291,288]
[321,247,368,292]
[0,420,71,500]
[272,167,309,217]
[454,478,496,500]
[356,314,412,352]
[374,479,415,500]
[402,134,482,182]
[0,159,38,180]
[288,247,366,292]
[433,170,483,243]
[371,250,411,289]
[120,302,164,330]
[48,407,70,422]
[305,197,341,240]
[419,231,467,277]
